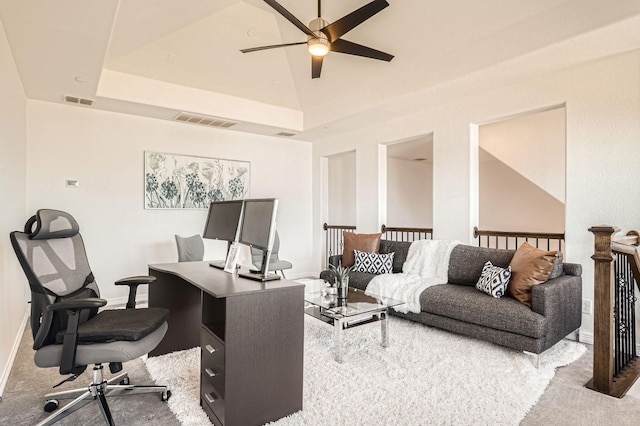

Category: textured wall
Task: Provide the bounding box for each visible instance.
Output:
[0,19,28,396]
[26,101,314,302]
[312,49,640,341]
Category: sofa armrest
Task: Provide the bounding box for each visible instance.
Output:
[531,274,582,346]
[328,255,342,267]
[562,262,582,277]
[320,269,335,284]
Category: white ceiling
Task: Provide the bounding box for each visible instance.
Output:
[1,0,640,142]
[387,135,433,162]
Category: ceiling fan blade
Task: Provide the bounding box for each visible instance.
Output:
[240,41,306,54]
[311,55,323,79]
[263,0,316,38]
[321,0,389,42]
[330,38,393,62]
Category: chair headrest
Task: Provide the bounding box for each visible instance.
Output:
[26,209,80,240]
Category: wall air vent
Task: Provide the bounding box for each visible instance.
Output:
[63,95,94,106]
[173,112,237,129]
[276,131,296,137]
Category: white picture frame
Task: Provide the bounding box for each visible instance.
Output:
[224,242,241,274]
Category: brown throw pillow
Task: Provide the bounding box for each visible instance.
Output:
[342,232,382,267]
[508,242,558,307]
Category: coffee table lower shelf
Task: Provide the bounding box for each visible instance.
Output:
[304,301,391,363]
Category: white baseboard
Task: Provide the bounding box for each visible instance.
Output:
[579,330,593,345]
[0,309,29,398]
[105,294,149,310]
[576,330,640,355]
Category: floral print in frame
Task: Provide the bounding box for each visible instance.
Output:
[144,151,250,209]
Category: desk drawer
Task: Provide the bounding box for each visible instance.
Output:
[201,398,223,426]
[201,326,225,369]
[201,361,225,398]
[201,373,225,422]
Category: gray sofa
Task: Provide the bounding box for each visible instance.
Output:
[321,240,582,354]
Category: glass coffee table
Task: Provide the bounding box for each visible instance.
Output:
[304,287,405,363]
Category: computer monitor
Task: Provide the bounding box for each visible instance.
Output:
[202,200,244,269]
[238,198,280,282]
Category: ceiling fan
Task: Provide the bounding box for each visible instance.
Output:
[241,0,394,79]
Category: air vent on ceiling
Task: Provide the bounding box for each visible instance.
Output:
[63,95,94,106]
[173,112,237,128]
[276,131,296,137]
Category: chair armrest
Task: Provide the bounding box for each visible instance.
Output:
[115,275,157,286]
[47,297,107,312]
[531,274,582,347]
[52,297,107,376]
[115,275,157,309]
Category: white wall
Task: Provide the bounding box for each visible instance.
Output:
[312,49,640,342]
[479,107,566,202]
[327,151,356,225]
[0,20,28,396]
[479,153,565,233]
[26,101,314,303]
[387,158,433,228]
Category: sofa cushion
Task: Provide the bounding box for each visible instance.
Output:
[342,232,382,267]
[353,249,394,274]
[475,261,511,298]
[420,284,547,339]
[380,240,411,273]
[448,245,515,286]
[508,243,558,307]
[347,271,377,291]
[548,251,564,280]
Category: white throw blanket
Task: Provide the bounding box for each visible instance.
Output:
[365,240,460,313]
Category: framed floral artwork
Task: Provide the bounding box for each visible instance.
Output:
[144,151,250,209]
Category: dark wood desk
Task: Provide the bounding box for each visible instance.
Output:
[148,262,304,426]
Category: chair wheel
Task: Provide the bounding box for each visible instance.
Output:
[44,400,59,412]
[119,377,130,385]
[162,390,171,402]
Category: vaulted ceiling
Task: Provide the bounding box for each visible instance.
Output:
[1,0,640,141]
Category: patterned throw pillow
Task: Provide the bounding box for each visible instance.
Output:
[353,249,395,274]
[476,261,511,298]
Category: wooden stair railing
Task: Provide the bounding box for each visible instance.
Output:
[473,226,565,252]
[380,225,433,242]
[587,226,640,398]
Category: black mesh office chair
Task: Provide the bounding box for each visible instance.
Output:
[250,230,293,278]
[10,209,171,425]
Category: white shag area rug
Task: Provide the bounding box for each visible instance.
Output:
[144,316,586,425]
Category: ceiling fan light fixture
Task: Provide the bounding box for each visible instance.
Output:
[308,38,330,57]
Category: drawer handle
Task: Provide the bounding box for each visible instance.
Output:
[205,368,217,378]
[204,392,218,404]
[205,344,216,354]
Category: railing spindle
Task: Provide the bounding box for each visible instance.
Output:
[380,225,433,242]
[473,227,565,252]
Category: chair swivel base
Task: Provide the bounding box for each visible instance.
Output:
[37,364,170,426]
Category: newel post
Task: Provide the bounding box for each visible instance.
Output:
[588,225,619,393]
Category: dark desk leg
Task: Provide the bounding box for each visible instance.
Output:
[148,269,201,356]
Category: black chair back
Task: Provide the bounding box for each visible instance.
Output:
[10,209,100,349]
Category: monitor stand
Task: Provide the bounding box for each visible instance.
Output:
[209,260,225,269]
[239,271,281,282]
